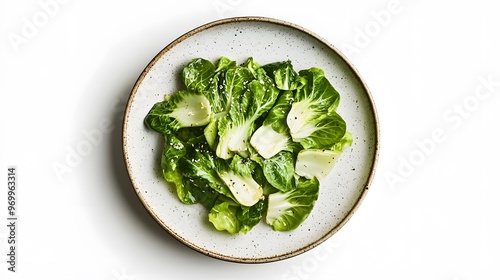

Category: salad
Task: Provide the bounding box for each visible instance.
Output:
[144,57,352,234]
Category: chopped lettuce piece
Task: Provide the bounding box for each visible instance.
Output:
[216,64,280,159]
[286,68,347,149]
[144,90,211,133]
[257,151,296,192]
[209,198,266,234]
[250,90,300,159]
[266,176,319,231]
[217,155,264,207]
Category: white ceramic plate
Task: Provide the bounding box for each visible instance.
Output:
[123,16,379,263]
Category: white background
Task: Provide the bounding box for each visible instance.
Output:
[1,0,499,279]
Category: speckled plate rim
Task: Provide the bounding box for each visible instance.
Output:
[122,16,380,263]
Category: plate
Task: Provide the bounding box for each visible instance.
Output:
[122,16,379,263]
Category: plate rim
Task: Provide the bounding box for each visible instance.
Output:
[122,16,380,264]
